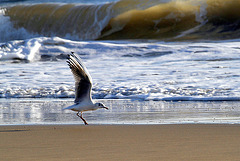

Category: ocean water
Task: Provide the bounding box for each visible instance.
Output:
[0,0,240,102]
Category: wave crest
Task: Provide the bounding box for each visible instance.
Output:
[2,0,240,41]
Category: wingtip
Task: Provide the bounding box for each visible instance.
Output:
[70,52,75,57]
[67,53,76,62]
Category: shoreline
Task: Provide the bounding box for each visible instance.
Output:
[1,124,240,161]
[1,99,240,125]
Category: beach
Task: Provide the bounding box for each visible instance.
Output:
[0,99,240,161]
[1,0,240,160]
[0,124,240,161]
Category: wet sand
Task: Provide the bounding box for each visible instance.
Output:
[1,99,240,125]
[0,124,240,161]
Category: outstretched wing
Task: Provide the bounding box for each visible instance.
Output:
[67,52,92,103]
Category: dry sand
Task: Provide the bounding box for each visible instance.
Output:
[0,124,240,161]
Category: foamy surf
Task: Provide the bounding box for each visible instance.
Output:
[0,38,42,61]
[1,36,240,101]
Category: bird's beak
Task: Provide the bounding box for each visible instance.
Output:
[104,107,109,110]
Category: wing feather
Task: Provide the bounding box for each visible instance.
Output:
[67,52,92,103]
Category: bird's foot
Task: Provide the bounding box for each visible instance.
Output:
[83,121,88,125]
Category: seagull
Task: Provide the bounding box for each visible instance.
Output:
[64,52,108,125]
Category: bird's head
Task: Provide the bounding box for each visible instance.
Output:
[95,103,109,110]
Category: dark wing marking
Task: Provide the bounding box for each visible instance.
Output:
[67,52,92,103]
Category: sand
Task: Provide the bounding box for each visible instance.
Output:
[0,124,240,161]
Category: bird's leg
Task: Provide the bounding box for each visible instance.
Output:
[77,112,88,125]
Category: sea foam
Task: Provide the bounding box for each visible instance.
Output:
[1,37,240,101]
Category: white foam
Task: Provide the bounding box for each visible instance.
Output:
[0,38,42,61]
[1,37,240,100]
[0,8,39,43]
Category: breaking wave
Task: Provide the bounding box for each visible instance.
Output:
[1,0,240,42]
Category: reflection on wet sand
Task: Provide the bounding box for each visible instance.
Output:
[0,99,240,125]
